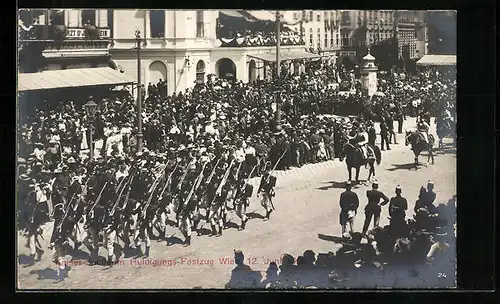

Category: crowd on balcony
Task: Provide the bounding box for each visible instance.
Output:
[217,24,304,47]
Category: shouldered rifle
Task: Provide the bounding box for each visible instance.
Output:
[109,172,134,217]
[233,159,260,206]
[265,148,287,184]
[88,181,109,218]
[56,193,77,233]
[140,163,168,221]
[180,162,207,214]
[158,162,179,202]
[205,157,222,186]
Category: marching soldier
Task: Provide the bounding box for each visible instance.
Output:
[361,180,389,235]
[339,180,359,238]
[234,178,253,231]
[257,162,277,220]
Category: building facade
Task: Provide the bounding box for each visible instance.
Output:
[110,9,306,96]
[18,9,114,73]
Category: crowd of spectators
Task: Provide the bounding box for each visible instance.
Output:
[17,62,455,226]
[224,190,456,289]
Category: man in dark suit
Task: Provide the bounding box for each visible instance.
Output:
[339,181,359,237]
[367,120,376,146]
[379,118,390,151]
[362,181,389,235]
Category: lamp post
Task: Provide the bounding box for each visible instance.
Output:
[135,30,143,152]
[274,10,282,132]
[84,98,98,160]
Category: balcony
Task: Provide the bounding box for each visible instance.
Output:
[19,25,110,53]
[217,35,305,47]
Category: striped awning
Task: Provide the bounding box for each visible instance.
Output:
[18,67,135,92]
[248,51,322,62]
[416,55,456,66]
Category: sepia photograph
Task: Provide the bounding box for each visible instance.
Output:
[17,9,456,289]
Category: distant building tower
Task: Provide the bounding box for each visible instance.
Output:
[360,48,378,97]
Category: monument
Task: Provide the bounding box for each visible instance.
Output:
[360,48,378,97]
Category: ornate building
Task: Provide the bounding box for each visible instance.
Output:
[110,10,309,95]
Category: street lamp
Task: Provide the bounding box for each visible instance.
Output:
[135,29,143,152]
[84,98,98,159]
[274,10,282,133]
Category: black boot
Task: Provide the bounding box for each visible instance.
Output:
[74,241,82,251]
[183,236,191,247]
[36,248,44,261]
[241,218,248,230]
[209,225,217,237]
[223,214,228,229]
[29,253,36,265]
[107,255,113,266]
[136,245,142,257]
[217,226,223,237]
[145,246,150,258]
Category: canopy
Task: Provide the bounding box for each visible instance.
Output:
[219,10,255,22]
[246,10,276,22]
[18,67,135,92]
[416,55,456,66]
[248,51,321,62]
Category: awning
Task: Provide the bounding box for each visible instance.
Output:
[219,10,254,22]
[416,55,456,66]
[18,67,135,92]
[246,10,276,22]
[248,51,322,62]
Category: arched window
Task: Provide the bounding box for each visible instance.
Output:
[150,10,165,38]
[196,60,206,84]
[81,9,96,26]
[196,11,204,38]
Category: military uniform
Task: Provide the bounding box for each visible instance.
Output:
[258,170,277,220]
[362,183,389,235]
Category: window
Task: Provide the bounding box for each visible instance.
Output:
[317,28,321,48]
[81,9,96,26]
[330,35,334,47]
[336,33,339,46]
[196,60,206,84]
[294,12,299,20]
[342,32,349,46]
[324,11,329,20]
[330,11,334,21]
[309,11,313,21]
[316,13,321,22]
[325,33,328,48]
[309,29,313,45]
[302,10,307,21]
[150,10,165,38]
[196,11,204,38]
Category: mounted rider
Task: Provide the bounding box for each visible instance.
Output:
[417,117,431,145]
[347,121,370,163]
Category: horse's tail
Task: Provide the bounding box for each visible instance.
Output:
[373,145,381,165]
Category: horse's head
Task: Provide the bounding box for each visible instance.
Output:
[404,130,413,146]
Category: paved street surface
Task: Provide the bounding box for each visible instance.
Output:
[17,118,456,289]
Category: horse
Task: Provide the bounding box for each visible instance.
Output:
[436,118,456,149]
[405,130,435,169]
[340,143,381,183]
